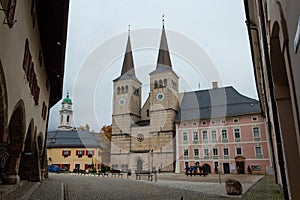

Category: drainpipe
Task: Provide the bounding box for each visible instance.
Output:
[256,0,289,199]
[245,20,278,182]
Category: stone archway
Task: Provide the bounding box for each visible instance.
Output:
[4,100,26,184]
[270,21,300,198]
[19,121,41,181]
[0,60,8,183]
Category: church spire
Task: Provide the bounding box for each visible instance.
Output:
[157,15,172,68]
[121,25,135,76]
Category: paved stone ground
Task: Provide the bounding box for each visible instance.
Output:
[0,173,283,200]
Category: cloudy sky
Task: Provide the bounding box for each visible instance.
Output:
[48,0,257,132]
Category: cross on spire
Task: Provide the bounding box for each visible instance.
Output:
[162,14,165,28]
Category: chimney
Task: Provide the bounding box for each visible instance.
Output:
[212,81,218,89]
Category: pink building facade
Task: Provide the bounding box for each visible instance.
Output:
[175,86,272,175]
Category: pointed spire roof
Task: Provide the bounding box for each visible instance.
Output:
[157,18,172,68]
[121,27,135,76]
[114,26,141,84]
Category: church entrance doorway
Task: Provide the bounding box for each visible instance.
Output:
[137,159,143,172]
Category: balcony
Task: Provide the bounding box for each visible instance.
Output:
[256,154,263,159]
[223,155,230,159]
[222,139,228,143]
[254,137,261,141]
[193,140,199,144]
[194,156,199,160]
[234,138,241,142]
[184,156,189,160]
[213,155,219,159]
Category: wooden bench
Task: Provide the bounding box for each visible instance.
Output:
[110,169,123,178]
[98,172,109,177]
[135,170,154,181]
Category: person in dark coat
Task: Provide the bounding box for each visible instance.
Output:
[189,166,193,176]
[185,165,190,176]
[203,165,207,177]
[193,165,197,176]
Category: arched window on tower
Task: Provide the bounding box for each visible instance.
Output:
[121,86,124,94]
[154,80,158,89]
[164,79,167,87]
[61,115,63,123]
[147,109,149,117]
[67,115,70,123]
[125,85,128,93]
[159,79,163,88]
[117,87,120,94]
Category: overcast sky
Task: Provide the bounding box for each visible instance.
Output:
[48,0,257,132]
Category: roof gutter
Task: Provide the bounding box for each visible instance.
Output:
[244,0,289,199]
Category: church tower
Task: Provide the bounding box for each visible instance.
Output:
[58,92,73,131]
[148,20,179,171]
[149,20,179,132]
[111,28,142,154]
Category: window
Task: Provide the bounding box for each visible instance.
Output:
[236,147,242,155]
[221,129,228,142]
[255,145,263,158]
[41,102,47,120]
[112,164,118,170]
[234,128,241,141]
[193,131,198,142]
[214,162,219,168]
[86,150,94,157]
[252,116,258,121]
[194,148,199,157]
[0,0,17,28]
[62,150,71,157]
[202,121,207,126]
[184,149,188,157]
[204,148,209,159]
[164,79,167,87]
[212,148,219,159]
[125,85,128,93]
[121,86,124,93]
[182,132,188,143]
[76,150,84,158]
[61,115,63,123]
[67,115,70,123]
[221,119,226,124]
[253,126,260,140]
[154,80,158,89]
[213,148,218,156]
[210,120,216,125]
[233,118,239,123]
[223,147,229,156]
[146,109,149,117]
[117,87,120,94]
[159,79,163,88]
[183,123,186,127]
[211,130,217,142]
[202,130,208,142]
[192,121,197,126]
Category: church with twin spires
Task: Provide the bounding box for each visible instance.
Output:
[111,22,179,172]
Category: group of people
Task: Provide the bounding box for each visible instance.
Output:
[185,164,208,176]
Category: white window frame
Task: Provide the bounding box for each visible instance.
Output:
[211,129,217,142]
[194,148,199,157]
[213,147,218,156]
[233,118,239,123]
[255,145,263,158]
[201,121,207,126]
[221,129,228,140]
[182,131,188,143]
[236,146,243,156]
[223,147,229,156]
[210,120,216,125]
[252,116,258,121]
[234,127,241,141]
[202,130,208,142]
[193,131,199,142]
[203,147,209,158]
[192,121,197,126]
[252,126,261,139]
[184,149,189,157]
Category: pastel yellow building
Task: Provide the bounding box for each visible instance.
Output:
[46,95,109,172]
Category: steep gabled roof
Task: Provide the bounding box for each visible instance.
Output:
[176,86,261,121]
[46,130,106,149]
[114,31,141,84]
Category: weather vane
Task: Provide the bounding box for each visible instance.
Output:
[128,24,131,33]
[162,14,165,27]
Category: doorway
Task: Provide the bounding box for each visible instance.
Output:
[236,161,245,174]
[223,163,230,174]
[137,158,143,172]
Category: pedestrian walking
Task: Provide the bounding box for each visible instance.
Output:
[185,165,190,176]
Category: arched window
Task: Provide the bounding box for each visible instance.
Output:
[159,80,163,88]
[61,115,63,122]
[154,80,158,89]
[67,115,70,123]
[125,85,128,93]
[121,86,124,93]
[164,79,167,87]
[117,87,120,94]
[146,109,149,117]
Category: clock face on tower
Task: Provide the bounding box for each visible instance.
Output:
[119,98,126,106]
[156,92,165,101]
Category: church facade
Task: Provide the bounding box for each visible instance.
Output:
[111,25,178,172]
